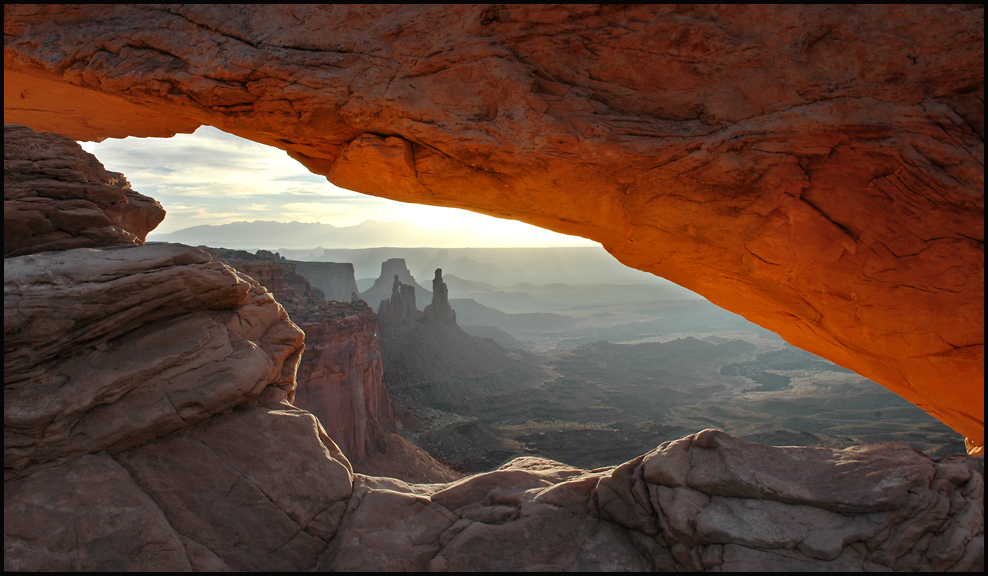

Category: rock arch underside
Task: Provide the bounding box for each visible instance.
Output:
[3,4,985,572]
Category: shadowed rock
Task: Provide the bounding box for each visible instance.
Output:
[1,15,984,571]
[424,268,457,324]
[378,275,421,327]
[362,258,431,310]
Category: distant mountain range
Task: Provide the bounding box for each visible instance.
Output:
[149,219,594,250]
[149,219,694,288]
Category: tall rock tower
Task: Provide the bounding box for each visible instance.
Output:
[423,268,457,324]
[378,275,419,327]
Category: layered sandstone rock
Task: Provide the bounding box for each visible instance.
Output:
[5,5,981,449]
[321,431,984,572]
[292,301,395,463]
[3,11,986,574]
[208,247,318,301]
[3,124,165,257]
[3,127,357,570]
[3,242,308,472]
[294,261,360,302]
[204,248,399,464]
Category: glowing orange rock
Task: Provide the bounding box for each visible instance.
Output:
[4,5,983,450]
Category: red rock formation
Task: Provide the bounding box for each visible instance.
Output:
[205,248,400,464]
[4,129,354,570]
[323,432,984,572]
[292,301,396,463]
[379,275,423,328]
[207,247,315,301]
[4,5,981,448]
[3,124,165,257]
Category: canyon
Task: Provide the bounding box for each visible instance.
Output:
[4,4,983,450]
[3,120,983,571]
[3,4,984,572]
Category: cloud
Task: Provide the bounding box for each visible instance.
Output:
[82,126,598,246]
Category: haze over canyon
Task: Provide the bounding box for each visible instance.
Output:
[3,4,983,572]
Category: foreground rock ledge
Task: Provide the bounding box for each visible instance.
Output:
[4,5,982,449]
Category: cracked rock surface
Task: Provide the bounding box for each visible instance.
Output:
[4,5,982,448]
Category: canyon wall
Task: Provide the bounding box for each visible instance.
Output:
[206,248,397,464]
[3,125,983,571]
[292,302,393,463]
[208,248,316,300]
[4,5,981,449]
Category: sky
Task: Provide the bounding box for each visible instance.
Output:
[79,126,597,247]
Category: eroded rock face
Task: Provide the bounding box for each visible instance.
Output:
[205,248,398,465]
[3,243,305,472]
[3,124,165,257]
[321,433,984,572]
[292,302,395,463]
[3,130,356,569]
[4,5,981,447]
[2,13,985,574]
[209,247,317,300]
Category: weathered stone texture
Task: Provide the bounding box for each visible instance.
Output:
[379,275,421,327]
[207,248,399,465]
[2,9,985,573]
[115,397,353,572]
[3,453,191,572]
[293,303,396,463]
[4,5,981,447]
[3,124,165,257]
[3,243,304,472]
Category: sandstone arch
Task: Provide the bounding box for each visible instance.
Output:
[4,4,983,450]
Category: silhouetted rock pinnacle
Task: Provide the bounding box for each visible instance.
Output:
[378,275,419,327]
[361,258,431,310]
[424,268,457,324]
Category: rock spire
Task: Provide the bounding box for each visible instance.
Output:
[378,274,419,327]
[424,268,457,324]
